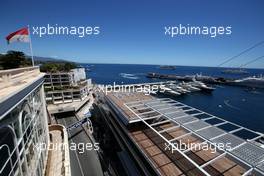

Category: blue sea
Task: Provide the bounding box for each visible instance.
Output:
[83,64,264,133]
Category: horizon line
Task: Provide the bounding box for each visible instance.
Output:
[3,53,263,70]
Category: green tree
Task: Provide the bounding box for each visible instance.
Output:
[0,50,31,69]
[40,62,77,73]
[64,62,77,71]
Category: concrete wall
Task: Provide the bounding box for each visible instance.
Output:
[72,68,86,84]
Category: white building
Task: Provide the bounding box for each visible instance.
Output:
[44,68,91,104]
[0,67,70,176]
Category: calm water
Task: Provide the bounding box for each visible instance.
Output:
[84,64,264,133]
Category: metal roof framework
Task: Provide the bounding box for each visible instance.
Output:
[124,98,264,176]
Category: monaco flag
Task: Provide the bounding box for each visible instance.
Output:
[6,27,29,44]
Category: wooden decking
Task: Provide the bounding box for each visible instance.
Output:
[129,124,247,176]
[106,92,249,176]
[107,92,154,122]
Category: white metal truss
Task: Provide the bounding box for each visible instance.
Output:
[158,125,180,133]
[169,132,192,143]
[137,110,156,115]
[150,119,171,127]
[124,104,212,176]
[124,98,264,175]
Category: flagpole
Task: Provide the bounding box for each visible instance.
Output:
[27,25,34,67]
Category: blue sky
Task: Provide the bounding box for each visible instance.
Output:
[0,0,264,68]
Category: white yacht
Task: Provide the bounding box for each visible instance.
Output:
[159,87,181,96]
[179,82,201,92]
[232,76,264,88]
[191,78,215,92]
[167,84,190,94]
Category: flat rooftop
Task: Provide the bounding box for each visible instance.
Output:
[0,66,45,103]
[0,67,45,119]
[106,92,264,176]
[107,92,155,123]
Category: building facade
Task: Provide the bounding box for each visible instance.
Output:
[0,67,49,176]
[44,68,91,104]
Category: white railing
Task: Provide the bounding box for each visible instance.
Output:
[0,144,14,175]
[48,125,71,176]
[0,66,40,89]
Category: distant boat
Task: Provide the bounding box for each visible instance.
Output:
[166,84,190,94]
[86,68,91,72]
[194,73,217,83]
[222,69,249,74]
[159,87,181,96]
[231,76,264,88]
[179,82,201,92]
[120,73,139,79]
[147,72,164,78]
[159,65,176,70]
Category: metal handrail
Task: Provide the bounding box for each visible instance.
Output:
[0,144,13,174]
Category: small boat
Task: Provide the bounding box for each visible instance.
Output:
[168,84,190,94]
[179,82,201,92]
[159,87,181,96]
[142,89,157,95]
[194,73,217,83]
[120,73,139,79]
[167,90,181,96]
[159,65,176,70]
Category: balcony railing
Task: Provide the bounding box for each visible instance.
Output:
[0,67,40,89]
[46,125,71,176]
